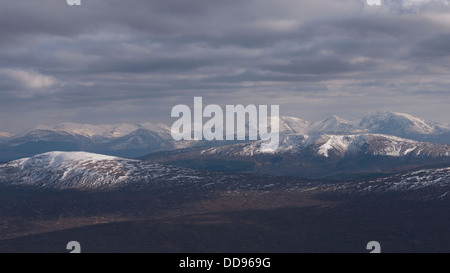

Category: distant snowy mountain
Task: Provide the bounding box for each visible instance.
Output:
[278,115,361,135]
[0,123,175,161]
[281,111,447,138]
[143,133,450,178]
[0,129,90,162]
[360,112,436,135]
[278,111,450,143]
[278,116,310,134]
[308,115,362,135]
[360,112,450,143]
[0,122,246,162]
[0,112,449,162]
[36,122,171,139]
[157,133,450,159]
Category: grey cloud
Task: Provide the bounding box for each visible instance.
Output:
[409,34,450,58]
[0,0,450,133]
[263,57,376,76]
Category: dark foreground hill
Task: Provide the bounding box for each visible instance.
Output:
[0,152,449,252]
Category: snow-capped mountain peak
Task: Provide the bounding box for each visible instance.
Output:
[36,123,144,138]
[308,115,361,135]
[278,116,310,134]
[139,122,172,136]
[316,134,359,158]
[34,122,172,139]
[195,132,450,158]
[360,111,439,136]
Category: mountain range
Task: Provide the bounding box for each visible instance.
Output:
[142,133,450,178]
[0,111,449,162]
[0,123,181,162]
[277,112,450,141]
[1,151,449,201]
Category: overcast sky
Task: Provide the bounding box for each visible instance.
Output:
[0,0,450,133]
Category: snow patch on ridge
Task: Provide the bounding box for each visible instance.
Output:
[317,135,356,157]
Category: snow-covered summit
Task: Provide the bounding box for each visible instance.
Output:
[16,151,120,166]
[281,111,449,139]
[196,132,450,159]
[360,111,445,136]
[279,116,310,134]
[0,151,204,191]
[308,115,361,135]
[278,115,361,135]
[35,122,171,139]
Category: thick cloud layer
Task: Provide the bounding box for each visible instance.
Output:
[0,0,449,132]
